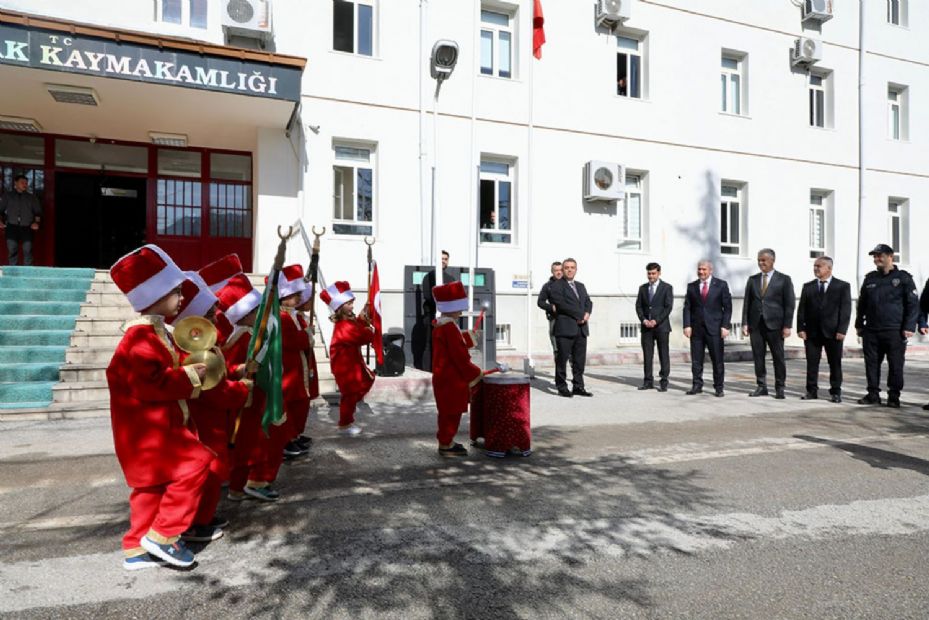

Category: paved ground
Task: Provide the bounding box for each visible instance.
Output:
[2,356,929,619]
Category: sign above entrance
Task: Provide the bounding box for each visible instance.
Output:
[0,22,302,102]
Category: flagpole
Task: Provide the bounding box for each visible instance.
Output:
[364,236,375,364]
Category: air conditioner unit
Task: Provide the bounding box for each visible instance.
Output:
[595,0,632,29]
[584,161,625,202]
[222,0,271,34]
[791,37,823,67]
[802,0,833,24]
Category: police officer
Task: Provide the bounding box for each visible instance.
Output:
[855,244,919,408]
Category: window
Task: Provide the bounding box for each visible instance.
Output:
[333,0,374,56]
[618,322,639,343]
[720,184,742,255]
[479,159,514,244]
[210,153,252,239]
[618,173,643,250]
[156,0,207,29]
[157,178,202,237]
[720,53,744,115]
[495,323,511,347]
[888,198,908,263]
[887,0,907,26]
[809,73,825,128]
[809,192,827,258]
[480,8,514,78]
[616,36,642,98]
[333,144,374,235]
[888,85,908,140]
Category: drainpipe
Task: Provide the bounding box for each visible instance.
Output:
[419,0,429,264]
[857,0,866,288]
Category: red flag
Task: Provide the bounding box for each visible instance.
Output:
[369,261,384,364]
[533,0,546,59]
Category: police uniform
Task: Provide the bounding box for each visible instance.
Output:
[855,245,919,404]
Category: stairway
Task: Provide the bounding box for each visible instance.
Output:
[0,266,96,410]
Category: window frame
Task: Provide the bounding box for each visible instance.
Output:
[616,35,643,99]
[809,192,827,259]
[809,73,826,128]
[888,86,904,140]
[720,53,745,116]
[719,183,743,256]
[618,172,644,250]
[888,198,908,263]
[333,0,376,57]
[480,6,516,79]
[479,157,515,245]
[332,142,376,236]
[887,0,907,26]
[155,0,208,29]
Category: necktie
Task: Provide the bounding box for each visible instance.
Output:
[648,284,655,302]
[818,280,826,295]
[701,281,708,302]
[569,280,578,298]
[761,272,769,296]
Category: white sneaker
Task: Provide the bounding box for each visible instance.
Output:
[337,424,362,436]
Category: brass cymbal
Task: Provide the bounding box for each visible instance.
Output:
[183,350,226,391]
[174,316,217,353]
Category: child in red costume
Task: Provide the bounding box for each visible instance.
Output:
[293,280,320,446]
[431,281,483,457]
[108,245,211,570]
[321,281,374,435]
[167,271,252,540]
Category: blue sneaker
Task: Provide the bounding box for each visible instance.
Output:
[122,553,165,571]
[244,485,280,502]
[141,536,196,567]
[180,524,224,543]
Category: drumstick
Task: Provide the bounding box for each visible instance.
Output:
[474,308,486,331]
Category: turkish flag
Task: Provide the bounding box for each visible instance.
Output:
[533,0,546,59]
[369,261,384,364]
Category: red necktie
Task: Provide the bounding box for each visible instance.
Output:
[701,281,709,302]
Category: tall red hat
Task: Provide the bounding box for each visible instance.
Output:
[434,281,468,314]
[110,244,186,313]
[199,254,244,293]
[169,271,218,324]
[266,264,307,300]
[216,273,262,326]
[299,282,315,307]
[320,281,354,312]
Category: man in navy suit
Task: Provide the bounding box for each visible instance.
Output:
[741,248,796,399]
[547,258,593,398]
[683,260,732,396]
[796,256,852,403]
[635,262,673,391]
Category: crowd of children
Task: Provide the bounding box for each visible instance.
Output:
[107,244,487,571]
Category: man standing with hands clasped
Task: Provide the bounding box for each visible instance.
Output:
[547,258,593,398]
[635,262,673,391]
[796,256,852,403]
[855,244,918,408]
[683,260,732,397]
[0,174,43,266]
[742,248,796,399]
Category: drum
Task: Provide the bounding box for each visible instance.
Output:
[470,373,531,458]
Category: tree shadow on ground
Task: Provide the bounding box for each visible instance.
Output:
[794,434,929,477]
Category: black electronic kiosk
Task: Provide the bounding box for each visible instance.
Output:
[403,265,496,372]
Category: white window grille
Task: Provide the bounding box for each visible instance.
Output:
[616,35,642,98]
[618,173,643,250]
[495,323,511,346]
[809,193,826,258]
[156,0,207,28]
[888,87,901,140]
[888,199,908,263]
[332,143,375,235]
[720,184,742,256]
[333,0,375,56]
[479,159,514,244]
[809,73,826,128]
[728,322,745,342]
[618,322,639,343]
[720,54,744,115]
[480,8,514,78]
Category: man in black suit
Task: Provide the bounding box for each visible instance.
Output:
[796,256,852,403]
[536,261,563,362]
[413,250,453,370]
[919,278,929,411]
[742,248,796,399]
[683,260,732,397]
[547,258,593,398]
[635,262,673,391]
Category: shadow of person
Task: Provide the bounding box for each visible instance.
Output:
[793,434,929,476]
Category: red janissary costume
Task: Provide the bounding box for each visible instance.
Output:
[168,270,251,526]
[322,281,375,427]
[431,282,482,446]
[107,245,211,558]
[274,265,319,440]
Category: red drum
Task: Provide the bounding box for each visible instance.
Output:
[470,374,531,458]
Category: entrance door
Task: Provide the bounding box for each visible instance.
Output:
[55,173,147,268]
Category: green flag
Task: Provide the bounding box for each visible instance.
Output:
[247,277,284,435]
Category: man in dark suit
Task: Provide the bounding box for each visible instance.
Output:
[547,258,593,398]
[536,261,563,362]
[919,278,929,411]
[796,256,852,403]
[635,262,673,391]
[413,250,453,370]
[742,248,796,399]
[683,260,732,397]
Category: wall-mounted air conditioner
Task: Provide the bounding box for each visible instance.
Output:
[584,161,625,202]
[595,0,632,30]
[223,0,272,34]
[791,37,823,67]
[802,0,833,24]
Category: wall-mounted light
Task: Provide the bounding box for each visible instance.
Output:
[46,83,100,106]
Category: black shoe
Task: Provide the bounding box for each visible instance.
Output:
[749,387,769,397]
[572,388,593,397]
[438,442,468,457]
[857,394,881,405]
[296,435,313,449]
[886,397,901,409]
[209,515,229,529]
[831,394,842,403]
[657,384,668,392]
[801,392,818,400]
[685,387,703,395]
[557,388,573,398]
[774,389,785,400]
[923,402,929,411]
[283,441,303,458]
[637,384,654,391]
[714,389,724,397]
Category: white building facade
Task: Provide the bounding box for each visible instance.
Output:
[1,0,926,357]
